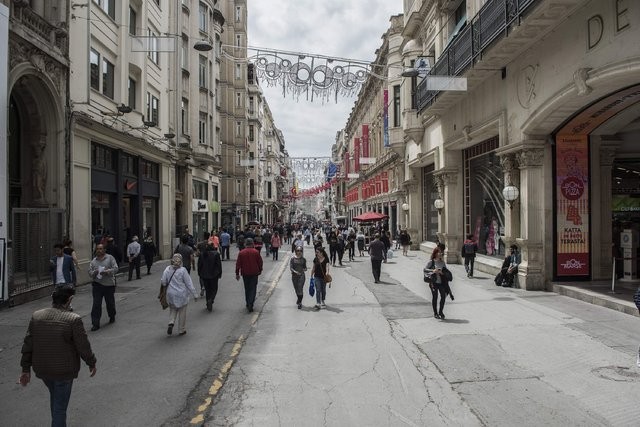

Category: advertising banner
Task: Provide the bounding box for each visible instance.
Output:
[383,89,389,147]
[362,125,369,158]
[555,134,589,276]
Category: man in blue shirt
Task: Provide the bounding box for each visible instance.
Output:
[220,229,231,260]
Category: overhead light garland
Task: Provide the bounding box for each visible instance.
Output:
[225,46,384,103]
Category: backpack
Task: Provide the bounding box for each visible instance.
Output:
[463,241,475,256]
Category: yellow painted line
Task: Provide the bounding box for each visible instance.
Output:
[190,255,292,424]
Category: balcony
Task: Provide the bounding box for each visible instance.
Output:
[416,0,583,114]
[10,4,68,57]
[192,144,221,167]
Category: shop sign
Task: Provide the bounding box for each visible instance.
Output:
[192,199,208,212]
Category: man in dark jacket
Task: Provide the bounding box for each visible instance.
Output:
[198,243,223,311]
[19,286,97,426]
[50,243,76,287]
[461,234,478,277]
[368,234,387,283]
[235,238,263,312]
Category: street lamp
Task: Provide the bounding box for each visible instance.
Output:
[502,185,520,209]
[434,198,445,214]
[401,202,409,212]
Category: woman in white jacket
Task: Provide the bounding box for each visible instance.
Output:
[161,254,198,336]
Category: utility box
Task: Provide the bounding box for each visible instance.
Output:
[620,229,638,281]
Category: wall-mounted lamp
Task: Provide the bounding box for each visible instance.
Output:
[117,104,132,114]
[434,198,445,214]
[502,185,520,209]
[401,202,410,212]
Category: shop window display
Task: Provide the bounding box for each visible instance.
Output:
[464,142,505,257]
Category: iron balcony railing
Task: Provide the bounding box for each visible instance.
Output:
[416,0,539,112]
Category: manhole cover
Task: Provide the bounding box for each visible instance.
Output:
[592,366,640,382]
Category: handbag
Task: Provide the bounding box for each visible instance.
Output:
[320,260,332,284]
[423,260,435,283]
[159,269,177,310]
[309,277,315,297]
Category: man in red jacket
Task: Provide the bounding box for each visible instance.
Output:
[235,238,263,312]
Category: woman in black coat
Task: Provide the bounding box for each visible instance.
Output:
[197,243,223,311]
[142,231,157,275]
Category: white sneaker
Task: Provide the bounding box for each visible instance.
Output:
[321,303,326,309]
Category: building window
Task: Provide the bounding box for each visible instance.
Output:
[95,0,115,19]
[199,2,207,32]
[463,137,505,257]
[90,49,100,90]
[235,121,242,137]
[142,160,159,180]
[267,181,272,199]
[199,113,207,145]
[236,150,242,166]
[235,5,242,22]
[235,63,242,80]
[236,180,242,194]
[250,179,255,197]
[129,7,137,35]
[146,92,159,125]
[248,125,254,142]
[181,36,188,69]
[148,29,159,64]
[236,92,242,107]
[128,78,136,109]
[236,34,242,47]
[199,55,207,88]
[193,179,208,199]
[121,152,138,175]
[102,58,114,99]
[393,85,401,127]
[181,98,189,134]
[248,97,254,114]
[91,142,115,170]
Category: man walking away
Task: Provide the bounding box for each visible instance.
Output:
[235,238,263,313]
[368,234,387,283]
[220,229,231,260]
[174,235,195,274]
[19,286,97,426]
[198,243,222,311]
[88,244,119,331]
[127,236,141,281]
[461,234,478,277]
[50,243,76,288]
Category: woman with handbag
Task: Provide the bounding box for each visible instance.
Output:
[310,247,330,310]
[161,254,199,335]
[290,246,308,309]
[425,247,453,320]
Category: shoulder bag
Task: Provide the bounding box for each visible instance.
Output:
[158,269,177,310]
[321,261,332,284]
[423,260,435,283]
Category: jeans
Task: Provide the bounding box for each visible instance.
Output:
[242,275,259,308]
[203,277,219,304]
[464,255,475,276]
[221,246,230,260]
[91,282,116,327]
[128,255,141,280]
[371,259,383,282]
[314,277,327,304]
[43,378,73,427]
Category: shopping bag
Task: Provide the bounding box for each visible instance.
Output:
[309,277,315,297]
[387,249,394,259]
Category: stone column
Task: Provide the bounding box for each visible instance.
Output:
[595,138,619,279]
[515,145,546,290]
[434,167,461,263]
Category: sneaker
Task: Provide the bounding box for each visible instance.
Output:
[178,331,187,336]
[109,317,115,324]
[314,304,321,310]
[321,303,326,309]
[91,325,100,331]
[297,303,302,309]
[167,324,174,335]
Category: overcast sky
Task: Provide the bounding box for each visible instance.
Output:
[248,1,403,159]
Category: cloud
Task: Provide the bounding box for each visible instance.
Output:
[249,0,402,159]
